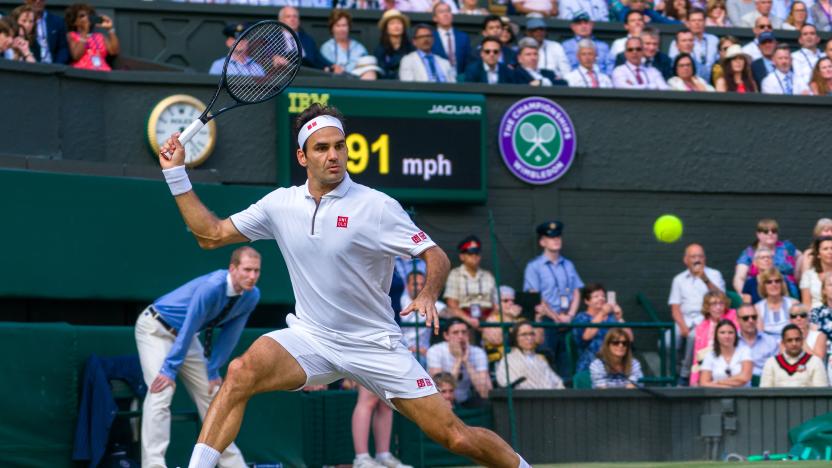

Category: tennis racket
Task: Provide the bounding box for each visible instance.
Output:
[163,20,301,159]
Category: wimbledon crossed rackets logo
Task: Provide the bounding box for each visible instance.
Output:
[498,97,576,185]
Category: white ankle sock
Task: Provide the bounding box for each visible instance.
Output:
[355,453,371,460]
[376,451,393,460]
[188,443,221,468]
[517,453,531,468]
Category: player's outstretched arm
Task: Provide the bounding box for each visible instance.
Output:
[159,133,249,250]
[400,245,451,335]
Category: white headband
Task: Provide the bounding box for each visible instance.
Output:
[297,115,345,150]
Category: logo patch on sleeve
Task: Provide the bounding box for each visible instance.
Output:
[337,216,349,228]
[411,231,427,244]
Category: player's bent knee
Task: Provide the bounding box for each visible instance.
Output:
[225,357,257,395]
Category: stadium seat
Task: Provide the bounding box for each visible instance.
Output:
[572,371,592,389]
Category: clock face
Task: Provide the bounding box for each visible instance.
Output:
[148,95,216,167]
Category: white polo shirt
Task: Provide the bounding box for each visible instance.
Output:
[230,174,436,340]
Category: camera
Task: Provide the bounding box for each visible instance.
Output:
[89,15,103,27]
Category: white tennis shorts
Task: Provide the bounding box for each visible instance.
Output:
[264,315,437,408]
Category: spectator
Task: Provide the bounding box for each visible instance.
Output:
[496,320,565,389]
[350,55,382,80]
[523,221,584,381]
[640,28,675,80]
[608,10,645,73]
[472,15,516,65]
[208,23,264,76]
[334,0,383,8]
[798,219,832,279]
[733,218,800,299]
[0,21,14,58]
[710,35,739,85]
[397,0,459,13]
[350,383,412,468]
[432,372,457,408]
[399,23,455,82]
[826,38,832,57]
[431,3,470,74]
[459,0,490,15]
[666,0,693,20]
[790,303,827,359]
[737,303,780,381]
[668,243,726,383]
[756,267,797,337]
[669,52,715,90]
[668,28,709,82]
[500,17,521,57]
[742,247,774,304]
[612,36,670,89]
[8,6,37,62]
[320,10,368,74]
[589,329,644,389]
[728,0,758,24]
[279,6,332,71]
[740,0,784,27]
[742,16,774,61]
[783,1,810,30]
[463,35,514,83]
[512,0,558,16]
[524,14,571,79]
[572,283,631,373]
[444,235,497,329]
[24,0,69,64]
[700,319,753,387]
[690,291,737,385]
[716,47,758,92]
[760,324,828,387]
[65,3,118,72]
[810,0,832,31]
[512,37,567,85]
[559,0,609,20]
[400,271,446,365]
[792,24,822,89]
[562,12,611,74]
[761,44,799,94]
[670,10,718,82]
[809,56,832,93]
[751,32,778,88]
[427,318,491,407]
[620,0,683,23]
[565,39,613,87]
[707,0,732,25]
[810,274,832,366]
[800,236,832,308]
[482,285,529,363]
[374,9,414,79]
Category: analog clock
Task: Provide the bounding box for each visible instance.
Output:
[147,95,217,167]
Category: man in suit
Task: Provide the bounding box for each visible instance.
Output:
[751,31,777,89]
[614,28,673,80]
[512,37,567,86]
[471,15,516,66]
[611,36,669,89]
[400,23,456,82]
[565,39,612,88]
[431,2,470,75]
[463,36,513,84]
[278,6,333,71]
[25,0,69,64]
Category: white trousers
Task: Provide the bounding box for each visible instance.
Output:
[135,309,246,468]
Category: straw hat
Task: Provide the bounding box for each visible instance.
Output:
[351,55,384,77]
[378,9,410,31]
[723,44,750,62]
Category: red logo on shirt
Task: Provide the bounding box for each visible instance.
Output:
[337,216,349,228]
[416,378,433,389]
[419,231,427,241]
[411,231,427,244]
[306,121,317,131]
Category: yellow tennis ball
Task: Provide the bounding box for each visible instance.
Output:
[654,215,683,243]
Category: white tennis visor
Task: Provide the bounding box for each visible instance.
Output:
[297,115,345,150]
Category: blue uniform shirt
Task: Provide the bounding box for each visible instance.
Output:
[523,254,584,312]
[153,269,260,381]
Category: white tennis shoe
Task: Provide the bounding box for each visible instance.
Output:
[352,456,386,468]
[374,454,413,468]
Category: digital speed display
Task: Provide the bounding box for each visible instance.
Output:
[277,88,487,202]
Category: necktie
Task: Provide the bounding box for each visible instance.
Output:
[203,295,240,358]
[446,31,455,67]
[635,66,643,85]
[426,54,441,82]
[784,73,793,95]
[587,69,599,88]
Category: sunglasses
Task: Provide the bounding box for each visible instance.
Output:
[720,46,731,52]
[765,279,782,285]
[626,47,642,52]
[610,340,630,347]
[482,49,501,55]
[757,228,777,234]
[517,332,536,338]
[739,315,757,321]
[791,313,808,319]
[414,34,433,40]
[758,24,773,30]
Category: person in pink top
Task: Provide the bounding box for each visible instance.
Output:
[690,291,738,386]
[65,3,119,71]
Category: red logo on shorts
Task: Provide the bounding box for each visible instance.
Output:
[411,231,427,244]
[337,216,349,228]
[417,378,434,389]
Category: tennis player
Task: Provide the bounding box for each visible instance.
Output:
[158,104,530,468]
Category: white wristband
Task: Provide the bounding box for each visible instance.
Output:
[162,165,192,196]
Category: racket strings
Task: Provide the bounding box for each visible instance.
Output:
[226,23,301,104]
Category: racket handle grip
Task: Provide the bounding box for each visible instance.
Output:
[179,119,205,146]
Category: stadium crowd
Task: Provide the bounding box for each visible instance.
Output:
[389,217,832,405]
[3,0,832,94]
